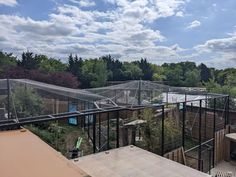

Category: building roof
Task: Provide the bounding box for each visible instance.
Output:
[73,146,210,177]
[0,129,89,177]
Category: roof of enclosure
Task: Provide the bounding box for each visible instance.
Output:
[0,79,117,106]
[87,80,207,93]
[0,129,89,177]
[87,80,228,105]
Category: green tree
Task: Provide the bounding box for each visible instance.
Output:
[136,58,153,80]
[82,59,108,88]
[0,51,17,76]
[37,55,67,72]
[122,62,143,80]
[18,51,40,70]
[151,64,166,81]
[184,69,200,87]
[163,64,182,86]
[198,63,212,82]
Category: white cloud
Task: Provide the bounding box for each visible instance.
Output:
[0,0,17,6]
[194,33,236,68]
[176,11,184,17]
[186,20,201,29]
[0,0,190,64]
[69,0,96,7]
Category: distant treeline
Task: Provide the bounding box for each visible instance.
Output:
[0,51,236,102]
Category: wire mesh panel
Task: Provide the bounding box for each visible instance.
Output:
[0,79,8,120]
[163,104,182,154]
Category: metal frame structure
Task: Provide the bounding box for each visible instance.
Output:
[0,79,231,173]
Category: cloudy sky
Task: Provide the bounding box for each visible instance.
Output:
[0,0,236,68]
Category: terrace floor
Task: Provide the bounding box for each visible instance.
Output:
[72,145,210,177]
[211,161,236,177]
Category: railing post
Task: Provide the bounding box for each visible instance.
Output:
[116,111,120,148]
[161,105,165,156]
[224,96,227,128]
[212,98,216,167]
[198,99,202,171]
[98,113,101,151]
[227,96,230,126]
[182,102,186,149]
[93,114,96,153]
[7,79,10,119]
[138,80,141,106]
[107,112,110,150]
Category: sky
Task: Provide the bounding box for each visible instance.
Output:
[0,0,236,68]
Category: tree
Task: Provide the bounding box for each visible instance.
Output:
[0,51,17,77]
[136,58,153,80]
[37,55,67,72]
[91,60,108,87]
[122,62,143,80]
[151,64,166,81]
[82,59,108,88]
[184,69,200,87]
[18,51,40,70]
[68,54,83,76]
[199,63,212,82]
[101,55,123,81]
[205,79,236,110]
[163,64,182,86]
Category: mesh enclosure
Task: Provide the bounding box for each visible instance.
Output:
[87,80,226,107]
[0,79,117,120]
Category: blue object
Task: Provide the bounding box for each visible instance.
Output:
[68,101,78,125]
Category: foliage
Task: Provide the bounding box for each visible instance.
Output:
[198,63,212,82]
[4,67,79,88]
[81,59,108,88]
[1,50,236,108]
[122,62,143,80]
[205,79,236,109]
[141,108,181,154]
[12,86,44,117]
[26,123,93,157]
[38,55,67,72]
[0,51,17,76]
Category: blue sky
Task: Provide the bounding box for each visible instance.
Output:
[0,0,236,68]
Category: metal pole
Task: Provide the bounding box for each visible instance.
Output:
[198,99,202,171]
[138,80,141,106]
[166,91,169,106]
[227,96,230,132]
[7,79,10,119]
[204,94,207,140]
[116,111,120,148]
[208,147,212,175]
[161,105,165,156]
[83,116,86,131]
[107,112,110,150]
[87,116,90,138]
[93,114,96,153]
[182,102,186,149]
[212,98,216,167]
[98,113,101,151]
[224,97,227,128]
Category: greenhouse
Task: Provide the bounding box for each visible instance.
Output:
[0,79,232,174]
